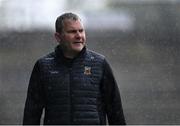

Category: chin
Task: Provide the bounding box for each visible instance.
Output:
[74,48,83,52]
[73,46,84,52]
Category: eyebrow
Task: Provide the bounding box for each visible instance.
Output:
[67,29,84,33]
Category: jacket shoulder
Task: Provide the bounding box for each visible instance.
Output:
[36,52,56,65]
[87,49,105,61]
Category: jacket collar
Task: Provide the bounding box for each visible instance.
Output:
[55,45,87,63]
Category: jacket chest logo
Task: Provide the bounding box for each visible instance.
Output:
[84,66,91,75]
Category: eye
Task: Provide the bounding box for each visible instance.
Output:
[79,29,84,33]
[68,30,77,33]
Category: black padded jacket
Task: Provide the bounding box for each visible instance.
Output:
[23,45,126,125]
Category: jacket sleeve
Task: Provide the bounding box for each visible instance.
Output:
[23,61,45,125]
[102,59,126,125]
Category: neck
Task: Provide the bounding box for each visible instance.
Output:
[57,45,86,59]
[63,51,79,59]
[62,47,82,59]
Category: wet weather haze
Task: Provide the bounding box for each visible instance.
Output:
[0,0,180,124]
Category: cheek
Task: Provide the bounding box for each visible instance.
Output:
[82,34,86,41]
[65,35,74,41]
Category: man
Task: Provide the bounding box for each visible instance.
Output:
[23,12,126,125]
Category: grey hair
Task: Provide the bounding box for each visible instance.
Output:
[55,12,81,33]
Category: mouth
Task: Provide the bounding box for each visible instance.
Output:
[73,41,83,44]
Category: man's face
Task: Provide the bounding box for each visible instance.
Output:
[55,19,86,55]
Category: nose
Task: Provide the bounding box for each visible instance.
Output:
[75,31,81,39]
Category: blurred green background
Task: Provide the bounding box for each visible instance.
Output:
[0,0,180,124]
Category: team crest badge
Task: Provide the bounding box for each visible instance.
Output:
[84,66,91,75]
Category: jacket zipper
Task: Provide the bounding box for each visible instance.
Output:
[68,67,73,124]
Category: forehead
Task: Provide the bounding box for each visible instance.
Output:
[63,19,84,29]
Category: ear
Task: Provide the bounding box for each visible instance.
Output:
[54,32,61,43]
